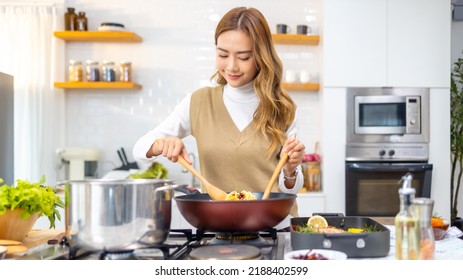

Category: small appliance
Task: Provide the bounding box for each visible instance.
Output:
[58,147,100,180]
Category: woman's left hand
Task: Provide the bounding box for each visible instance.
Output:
[281,137,305,176]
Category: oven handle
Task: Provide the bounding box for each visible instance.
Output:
[346,163,433,172]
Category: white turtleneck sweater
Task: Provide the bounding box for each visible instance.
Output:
[133,81,303,193]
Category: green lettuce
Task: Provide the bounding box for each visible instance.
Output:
[0,175,64,228]
[128,162,168,179]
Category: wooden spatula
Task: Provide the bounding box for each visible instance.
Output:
[177,155,227,200]
[262,134,296,200]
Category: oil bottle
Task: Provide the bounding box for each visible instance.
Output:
[395,173,420,260]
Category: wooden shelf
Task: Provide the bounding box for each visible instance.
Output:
[272,34,320,45]
[54,82,142,90]
[54,31,142,42]
[282,83,320,91]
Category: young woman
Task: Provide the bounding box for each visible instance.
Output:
[133,7,305,216]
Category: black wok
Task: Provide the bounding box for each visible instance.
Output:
[174,189,296,232]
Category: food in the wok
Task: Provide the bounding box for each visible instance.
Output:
[224,190,257,201]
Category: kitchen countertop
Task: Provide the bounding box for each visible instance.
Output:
[8,222,463,260]
[284,223,463,260]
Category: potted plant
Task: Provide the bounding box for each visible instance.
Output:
[450,58,463,230]
[0,176,64,241]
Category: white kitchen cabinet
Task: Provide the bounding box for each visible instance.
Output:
[324,0,450,87]
[296,192,325,217]
[324,0,387,87]
[387,0,450,87]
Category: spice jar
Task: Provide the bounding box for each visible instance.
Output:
[302,162,321,191]
[86,60,100,82]
[101,61,116,82]
[119,61,132,82]
[64,7,77,31]
[69,60,83,82]
[76,11,88,31]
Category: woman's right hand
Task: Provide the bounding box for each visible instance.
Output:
[147,137,191,164]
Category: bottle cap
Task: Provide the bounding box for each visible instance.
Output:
[398,172,415,195]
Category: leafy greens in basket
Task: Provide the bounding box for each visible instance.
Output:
[0,176,64,228]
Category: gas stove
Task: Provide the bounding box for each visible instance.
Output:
[19,228,288,260]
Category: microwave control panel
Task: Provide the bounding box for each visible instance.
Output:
[406,96,421,134]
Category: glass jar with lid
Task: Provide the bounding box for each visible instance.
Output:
[86,60,100,82]
[69,60,83,82]
[119,61,132,82]
[101,61,116,82]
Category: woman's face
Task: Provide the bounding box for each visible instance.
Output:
[216,30,257,87]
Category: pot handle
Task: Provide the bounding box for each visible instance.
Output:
[174,184,201,195]
[153,184,199,195]
[53,180,69,194]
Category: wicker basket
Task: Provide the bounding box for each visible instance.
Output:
[0,209,39,241]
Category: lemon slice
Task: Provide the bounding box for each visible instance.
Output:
[307,215,328,230]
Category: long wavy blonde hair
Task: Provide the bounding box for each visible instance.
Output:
[212,7,296,158]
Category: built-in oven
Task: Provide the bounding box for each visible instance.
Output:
[345,87,432,217]
[345,161,433,216]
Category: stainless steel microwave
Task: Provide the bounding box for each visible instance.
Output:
[346,87,429,144]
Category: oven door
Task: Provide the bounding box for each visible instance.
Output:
[345,162,433,216]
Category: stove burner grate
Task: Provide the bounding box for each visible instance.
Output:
[57,228,285,260]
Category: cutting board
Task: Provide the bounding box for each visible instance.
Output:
[0,229,65,257]
[22,229,65,248]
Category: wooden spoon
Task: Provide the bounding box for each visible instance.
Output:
[262,152,289,200]
[177,155,227,200]
[262,134,297,200]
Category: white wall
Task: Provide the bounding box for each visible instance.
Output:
[60,0,323,187]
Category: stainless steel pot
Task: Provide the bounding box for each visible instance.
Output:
[57,179,178,251]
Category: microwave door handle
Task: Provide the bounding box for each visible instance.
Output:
[346,163,433,172]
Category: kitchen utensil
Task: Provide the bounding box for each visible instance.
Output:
[58,179,178,251]
[263,133,296,199]
[262,152,289,200]
[290,214,390,258]
[177,155,227,200]
[114,147,139,170]
[174,189,296,232]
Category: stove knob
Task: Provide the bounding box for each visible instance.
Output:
[379,150,386,156]
[388,149,395,157]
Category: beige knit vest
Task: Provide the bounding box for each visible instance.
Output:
[190,85,298,217]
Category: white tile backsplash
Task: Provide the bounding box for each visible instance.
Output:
[64,0,322,184]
